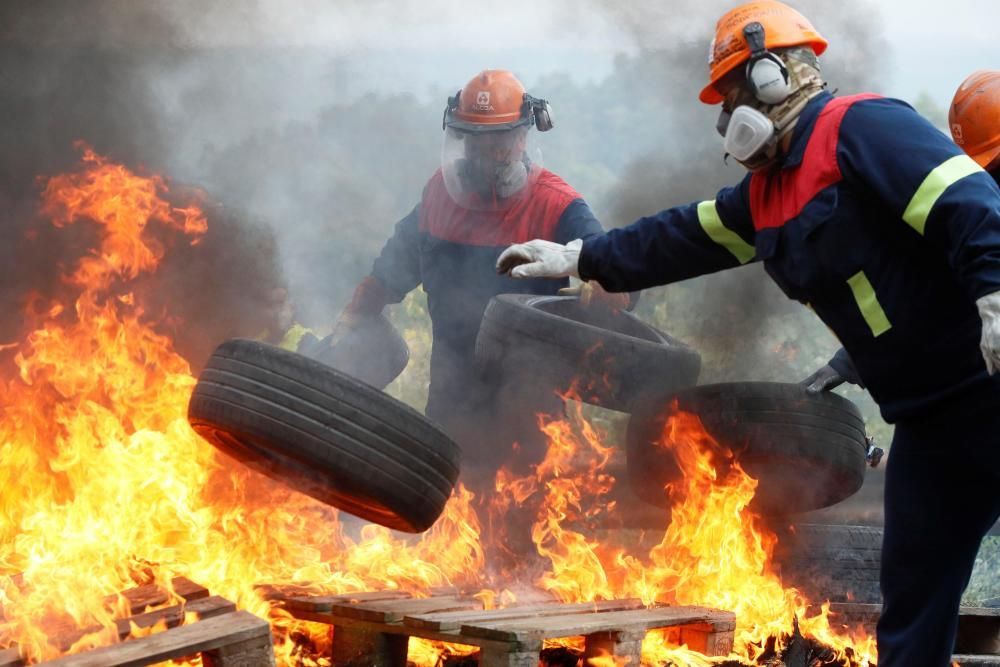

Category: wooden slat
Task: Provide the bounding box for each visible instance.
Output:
[0,647,22,667]
[330,596,481,624]
[51,596,236,652]
[253,583,320,601]
[275,586,459,613]
[405,599,645,632]
[1,577,206,627]
[461,605,736,642]
[282,590,413,613]
[953,656,1000,667]
[117,577,209,615]
[37,611,271,667]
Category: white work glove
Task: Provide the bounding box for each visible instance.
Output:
[496,239,582,279]
[977,291,1000,375]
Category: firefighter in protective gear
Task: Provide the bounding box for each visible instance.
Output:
[807,70,1000,393]
[498,3,1000,665]
[333,70,624,491]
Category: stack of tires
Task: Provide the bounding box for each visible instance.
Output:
[773,524,883,603]
[474,295,871,526]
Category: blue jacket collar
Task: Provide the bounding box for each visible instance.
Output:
[779,91,835,170]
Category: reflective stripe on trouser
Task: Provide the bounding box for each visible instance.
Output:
[847,271,892,337]
[903,155,983,235]
[697,200,755,264]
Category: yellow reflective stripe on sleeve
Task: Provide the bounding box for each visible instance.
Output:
[847,271,891,337]
[902,155,983,235]
[697,200,755,264]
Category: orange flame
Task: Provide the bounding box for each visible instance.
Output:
[506,401,876,665]
[1,146,877,667]
[0,145,483,664]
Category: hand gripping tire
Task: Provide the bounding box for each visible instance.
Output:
[627,382,868,515]
[188,339,460,532]
[475,294,701,413]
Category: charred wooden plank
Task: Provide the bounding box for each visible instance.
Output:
[404,599,645,632]
[461,605,735,643]
[50,596,236,652]
[118,577,209,615]
[329,596,480,624]
[37,610,274,667]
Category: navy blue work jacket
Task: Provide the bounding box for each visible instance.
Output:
[580,92,1000,422]
[372,168,603,421]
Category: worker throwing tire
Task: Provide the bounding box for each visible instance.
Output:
[497,3,1000,665]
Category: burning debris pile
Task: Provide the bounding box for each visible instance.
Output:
[0,148,875,665]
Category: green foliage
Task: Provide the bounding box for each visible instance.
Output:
[965,537,1000,605]
[383,289,432,412]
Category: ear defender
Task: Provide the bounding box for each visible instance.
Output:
[743,22,791,105]
[524,94,554,132]
[442,91,461,130]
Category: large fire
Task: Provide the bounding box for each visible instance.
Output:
[0,147,876,666]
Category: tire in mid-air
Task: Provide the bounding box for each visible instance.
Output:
[188,338,459,533]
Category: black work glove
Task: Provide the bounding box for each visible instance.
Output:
[801,364,845,395]
[801,348,863,396]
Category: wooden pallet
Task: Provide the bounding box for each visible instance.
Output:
[0,577,275,667]
[822,602,1000,665]
[274,589,735,666]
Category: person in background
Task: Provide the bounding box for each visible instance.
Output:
[332,70,625,492]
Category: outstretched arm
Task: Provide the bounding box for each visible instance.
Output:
[499,179,758,292]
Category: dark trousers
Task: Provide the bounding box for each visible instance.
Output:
[877,403,1000,666]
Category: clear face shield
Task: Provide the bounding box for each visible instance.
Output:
[441,126,542,211]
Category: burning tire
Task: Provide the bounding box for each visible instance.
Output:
[475,294,701,413]
[188,338,460,533]
[774,524,883,603]
[626,382,868,515]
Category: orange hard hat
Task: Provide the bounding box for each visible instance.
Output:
[700,0,828,105]
[444,70,531,133]
[949,70,1000,169]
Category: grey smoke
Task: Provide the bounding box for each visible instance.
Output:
[0,0,887,382]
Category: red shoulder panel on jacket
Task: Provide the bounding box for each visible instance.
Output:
[419,168,579,246]
[749,93,882,231]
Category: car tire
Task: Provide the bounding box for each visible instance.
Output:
[475,294,701,413]
[627,382,868,515]
[188,338,459,533]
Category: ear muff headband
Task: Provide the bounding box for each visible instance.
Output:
[743,22,791,105]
